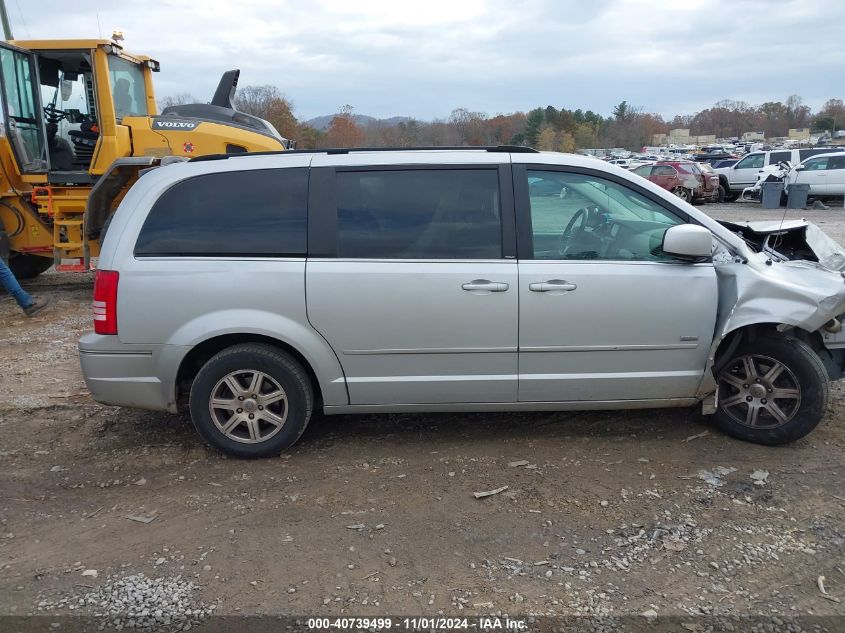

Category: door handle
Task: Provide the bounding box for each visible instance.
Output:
[461,279,509,292]
[529,279,577,292]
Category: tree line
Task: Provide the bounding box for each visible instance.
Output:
[160,89,845,151]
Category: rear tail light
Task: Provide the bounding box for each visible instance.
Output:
[93,270,119,335]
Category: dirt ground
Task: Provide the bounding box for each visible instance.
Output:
[1,200,845,630]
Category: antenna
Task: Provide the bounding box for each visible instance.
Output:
[771,160,791,262]
[12,0,27,38]
[96,10,103,39]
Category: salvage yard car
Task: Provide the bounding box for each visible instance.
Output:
[631,160,719,203]
[79,148,845,457]
[785,152,845,198]
[715,147,845,201]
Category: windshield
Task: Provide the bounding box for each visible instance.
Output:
[107,56,147,119]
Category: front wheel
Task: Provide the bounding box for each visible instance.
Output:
[189,343,313,458]
[714,336,828,445]
[9,253,53,279]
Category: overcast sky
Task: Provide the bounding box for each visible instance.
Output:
[12,0,845,121]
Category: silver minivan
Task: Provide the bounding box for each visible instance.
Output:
[79,148,845,457]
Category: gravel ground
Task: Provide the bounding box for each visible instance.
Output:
[1,200,844,632]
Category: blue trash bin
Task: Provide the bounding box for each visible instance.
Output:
[787,183,811,209]
[761,181,784,209]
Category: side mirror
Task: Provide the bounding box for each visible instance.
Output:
[662,224,713,260]
[794,164,805,171]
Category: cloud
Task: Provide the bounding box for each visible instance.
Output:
[12,0,845,120]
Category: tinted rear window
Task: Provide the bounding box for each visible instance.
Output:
[335,169,502,259]
[769,151,792,164]
[135,168,308,257]
[799,148,843,160]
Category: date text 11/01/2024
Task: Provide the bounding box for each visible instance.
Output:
[306,617,528,630]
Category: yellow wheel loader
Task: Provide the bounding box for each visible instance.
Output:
[0,36,290,277]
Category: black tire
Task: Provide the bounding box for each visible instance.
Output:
[673,187,692,203]
[9,253,53,279]
[717,185,726,203]
[713,335,828,445]
[723,191,740,202]
[189,343,313,458]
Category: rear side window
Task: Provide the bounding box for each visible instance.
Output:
[335,169,502,259]
[799,148,842,161]
[652,165,676,176]
[769,151,792,164]
[135,168,308,257]
[828,156,845,170]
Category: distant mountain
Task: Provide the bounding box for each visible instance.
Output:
[305,113,412,130]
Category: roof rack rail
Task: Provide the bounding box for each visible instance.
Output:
[189,144,538,163]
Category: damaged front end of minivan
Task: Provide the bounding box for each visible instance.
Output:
[698,219,845,413]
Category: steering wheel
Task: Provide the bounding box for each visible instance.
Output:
[559,207,589,255]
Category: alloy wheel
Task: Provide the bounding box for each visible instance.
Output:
[208,370,288,443]
[717,354,801,429]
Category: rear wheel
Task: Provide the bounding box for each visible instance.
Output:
[672,187,692,203]
[717,185,727,203]
[714,336,828,445]
[9,253,53,279]
[189,343,313,458]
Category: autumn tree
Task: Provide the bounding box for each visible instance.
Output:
[296,124,321,150]
[813,99,844,132]
[233,84,301,141]
[785,94,811,129]
[536,127,556,151]
[323,105,365,148]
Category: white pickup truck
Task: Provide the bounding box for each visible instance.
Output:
[715,147,845,201]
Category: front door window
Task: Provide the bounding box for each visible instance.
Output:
[0,45,47,172]
[526,169,686,262]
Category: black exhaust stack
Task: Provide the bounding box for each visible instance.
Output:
[210,70,239,109]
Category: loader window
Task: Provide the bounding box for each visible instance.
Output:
[135,168,308,257]
[108,56,147,119]
[0,46,47,171]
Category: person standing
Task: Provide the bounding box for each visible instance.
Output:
[0,259,52,316]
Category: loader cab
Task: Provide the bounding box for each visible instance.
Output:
[0,39,157,183]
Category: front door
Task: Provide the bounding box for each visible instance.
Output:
[514,165,719,403]
[729,152,764,189]
[795,155,831,195]
[306,163,519,405]
[0,42,48,173]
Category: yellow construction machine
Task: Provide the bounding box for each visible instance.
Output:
[0,34,290,277]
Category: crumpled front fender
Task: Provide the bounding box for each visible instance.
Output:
[696,257,845,407]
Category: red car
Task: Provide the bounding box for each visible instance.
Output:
[632,161,720,203]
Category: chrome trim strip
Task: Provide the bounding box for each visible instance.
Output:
[344,374,518,383]
[521,343,699,352]
[522,370,702,381]
[343,347,516,355]
[78,350,153,357]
